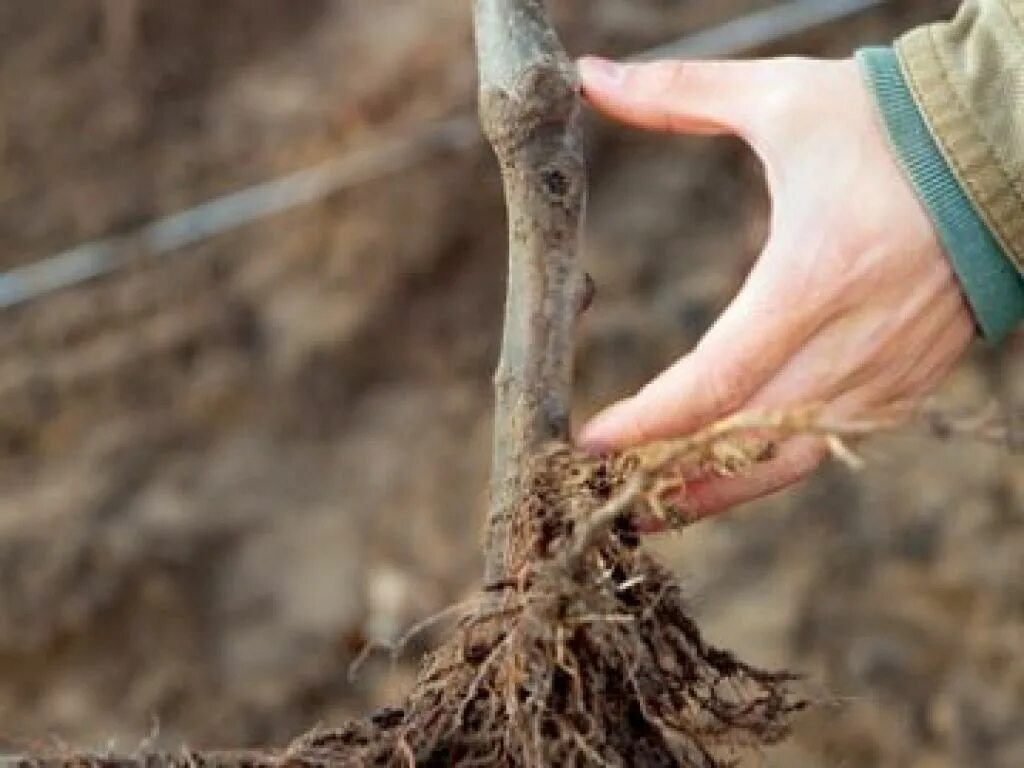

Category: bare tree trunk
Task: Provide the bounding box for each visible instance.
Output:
[474,0,588,586]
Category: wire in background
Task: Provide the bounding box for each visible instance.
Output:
[0,0,888,311]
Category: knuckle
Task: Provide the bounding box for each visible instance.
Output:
[634,60,731,99]
[628,61,691,98]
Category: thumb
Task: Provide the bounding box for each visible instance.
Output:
[578,57,774,142]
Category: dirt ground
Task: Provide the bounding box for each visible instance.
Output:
[1,1,1021,766]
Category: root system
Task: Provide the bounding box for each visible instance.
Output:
[281,412,855,767]
[14,409,892,767]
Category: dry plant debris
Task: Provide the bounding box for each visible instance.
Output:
[280,409,878,767]
[12,405,1004,767]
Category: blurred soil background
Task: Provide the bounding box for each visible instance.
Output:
[1,1,1022,765]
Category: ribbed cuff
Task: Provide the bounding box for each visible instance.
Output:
[856,46,1024,343]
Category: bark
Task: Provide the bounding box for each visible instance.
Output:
[474,0,588,586]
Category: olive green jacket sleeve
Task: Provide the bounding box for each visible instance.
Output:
[898,1,1024,276]
[856,1,1024,342]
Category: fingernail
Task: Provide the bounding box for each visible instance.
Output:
[578,57,625,88]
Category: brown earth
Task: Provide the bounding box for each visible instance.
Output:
[1,1,1022,766]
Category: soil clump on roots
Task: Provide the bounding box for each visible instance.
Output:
[286,435,807,767]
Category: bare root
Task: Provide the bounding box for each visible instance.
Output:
[285,409,829,767]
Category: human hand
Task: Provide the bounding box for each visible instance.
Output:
[576,56,976,523]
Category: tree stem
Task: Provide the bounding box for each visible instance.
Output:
[473,0,588,585]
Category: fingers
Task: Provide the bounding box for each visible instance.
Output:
[578,57,770,140]
[746,276,973,416]
[670,313,971,521]
[579,259,822,450]
[677,435,827,520]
